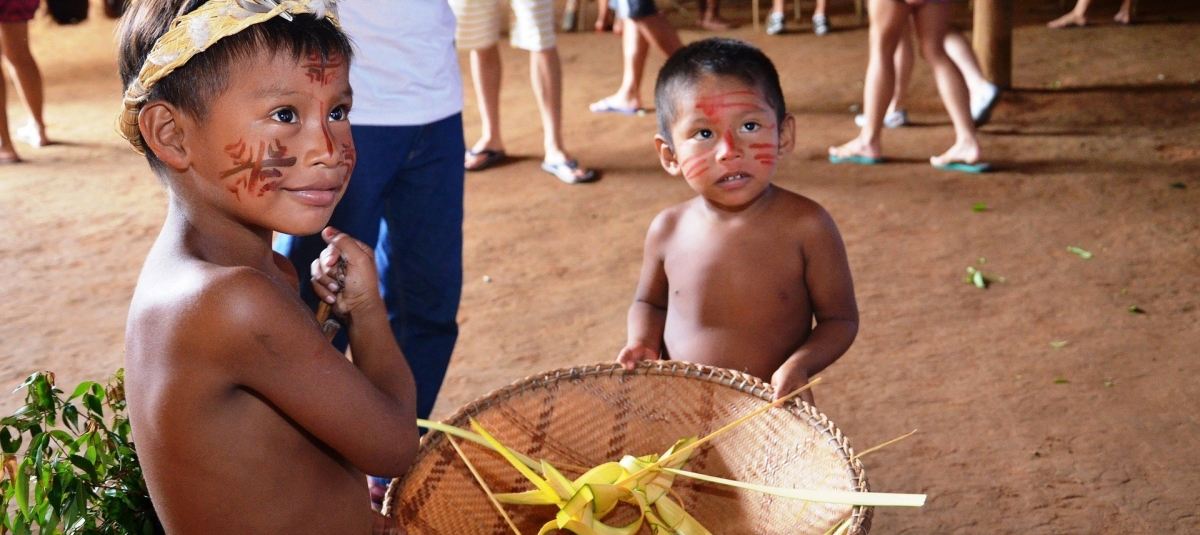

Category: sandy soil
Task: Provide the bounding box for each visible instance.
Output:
[1,0,1197,533]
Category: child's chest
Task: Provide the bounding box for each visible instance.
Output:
[663,225,807,307]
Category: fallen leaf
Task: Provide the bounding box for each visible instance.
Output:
[1103,381,1114,388]
[1054,378,1070,384]
[1066,246,1093,259]
[1127,305,1144,314]
[972,203,987,212]
[1050,341,1068,349]
[1170,182,1186,189]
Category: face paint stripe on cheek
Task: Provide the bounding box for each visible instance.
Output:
[748,143,775,149]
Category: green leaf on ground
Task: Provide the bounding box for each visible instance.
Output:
[1103,381,1114,387]
[1050,341,1068,349]
[1054,378,1070,384]
[972,203,987,212]
[1169,182,1186,189]
[1066,246,1093,259]
[1127,305,1145,314]
[965,265,1005,289]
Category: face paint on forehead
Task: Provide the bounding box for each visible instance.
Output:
[694,90,762,118]
[302,50,344,86]
[220,139,297,199]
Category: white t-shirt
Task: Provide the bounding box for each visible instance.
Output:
[341,0,463,126]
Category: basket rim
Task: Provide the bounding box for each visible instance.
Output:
[386,360,874,535]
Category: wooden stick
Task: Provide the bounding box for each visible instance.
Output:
[316,256,347,341]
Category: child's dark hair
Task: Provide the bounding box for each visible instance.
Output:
[117,0,353,174]
[654,38,785,148]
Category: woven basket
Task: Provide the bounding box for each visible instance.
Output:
[385,361,873,535]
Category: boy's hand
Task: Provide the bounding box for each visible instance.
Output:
[771,359,816,405]
[311,227,382,324]
[617,343,659,370]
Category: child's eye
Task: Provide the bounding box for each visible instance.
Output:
[271,108,298,124]
[742,122,761,132]
[695,129,714,140]
[328,106,349,122]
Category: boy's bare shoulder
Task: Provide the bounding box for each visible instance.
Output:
[769,186,839,234]
[130,258,314,364]
[646,197,701,242]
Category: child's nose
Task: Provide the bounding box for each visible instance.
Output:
[306,121,344,167]
[715,128,742,161]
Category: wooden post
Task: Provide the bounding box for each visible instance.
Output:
[972,0,1014,89]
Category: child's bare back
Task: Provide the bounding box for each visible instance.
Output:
[619,39,858,401]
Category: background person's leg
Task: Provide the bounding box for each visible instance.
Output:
[830,0,909,160]
[0,22,45,146]
[464,45,505,169]
[912,2,980,165]
[377,114,465,422]
[0,27,18,162]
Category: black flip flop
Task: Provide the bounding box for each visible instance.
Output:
[464,149,507,172]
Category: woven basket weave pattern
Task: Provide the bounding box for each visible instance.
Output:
[387,362,873,535]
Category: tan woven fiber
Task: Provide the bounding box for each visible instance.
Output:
[387,361,873,535]
[118,0,340,154]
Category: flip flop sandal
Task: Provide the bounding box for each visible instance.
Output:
[933,161,992,173]
[829,154,884,165]
[464,149,506,172]
[973,87,1003,128]
[542,159,598,184]
[589,97,643,115]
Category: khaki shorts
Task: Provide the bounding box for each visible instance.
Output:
[450,0,556,52]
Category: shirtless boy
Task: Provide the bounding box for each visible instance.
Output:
[617,39,859,404]
[119,1,415,533]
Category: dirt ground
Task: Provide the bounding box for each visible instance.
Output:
[1,0,1198,533]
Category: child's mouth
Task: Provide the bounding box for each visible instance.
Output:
[716,173,750,185]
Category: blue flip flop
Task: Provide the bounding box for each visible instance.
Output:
[589,97,642,115]
[829,154,884,165]
[542,159,598,184]
[934,161,992,173]
[464,149,506,172]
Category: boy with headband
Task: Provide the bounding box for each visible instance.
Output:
[118,0,415,532]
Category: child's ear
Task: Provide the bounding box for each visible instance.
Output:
[139,102,191,171]
[777,113,797,157]
[654,134,683,176]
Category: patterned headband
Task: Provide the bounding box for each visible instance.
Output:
[119,0,340,154]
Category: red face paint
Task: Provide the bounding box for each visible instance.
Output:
[220,139,297,198]
[694,90,759,118]
[302,51,344,86]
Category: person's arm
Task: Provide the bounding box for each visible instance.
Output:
[771,208,859,402]
[311,228,415,406]
[617,213,673,369]
[215,231,418,477]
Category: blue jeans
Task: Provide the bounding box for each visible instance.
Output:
[274,114,465,428]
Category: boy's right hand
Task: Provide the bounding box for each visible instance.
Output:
[311,227,382,324]
[617,343,659,370]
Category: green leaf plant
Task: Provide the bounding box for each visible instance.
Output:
[0,370,160,535]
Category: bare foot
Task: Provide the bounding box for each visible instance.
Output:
[699,16,736,31]
[828,137,882,161]
[613,18,623,35]
[930,141,981,167]
[16,123,49,148]
[1047,12,1086,28]
[1113,10,1131,24]
[0,148,20,164]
